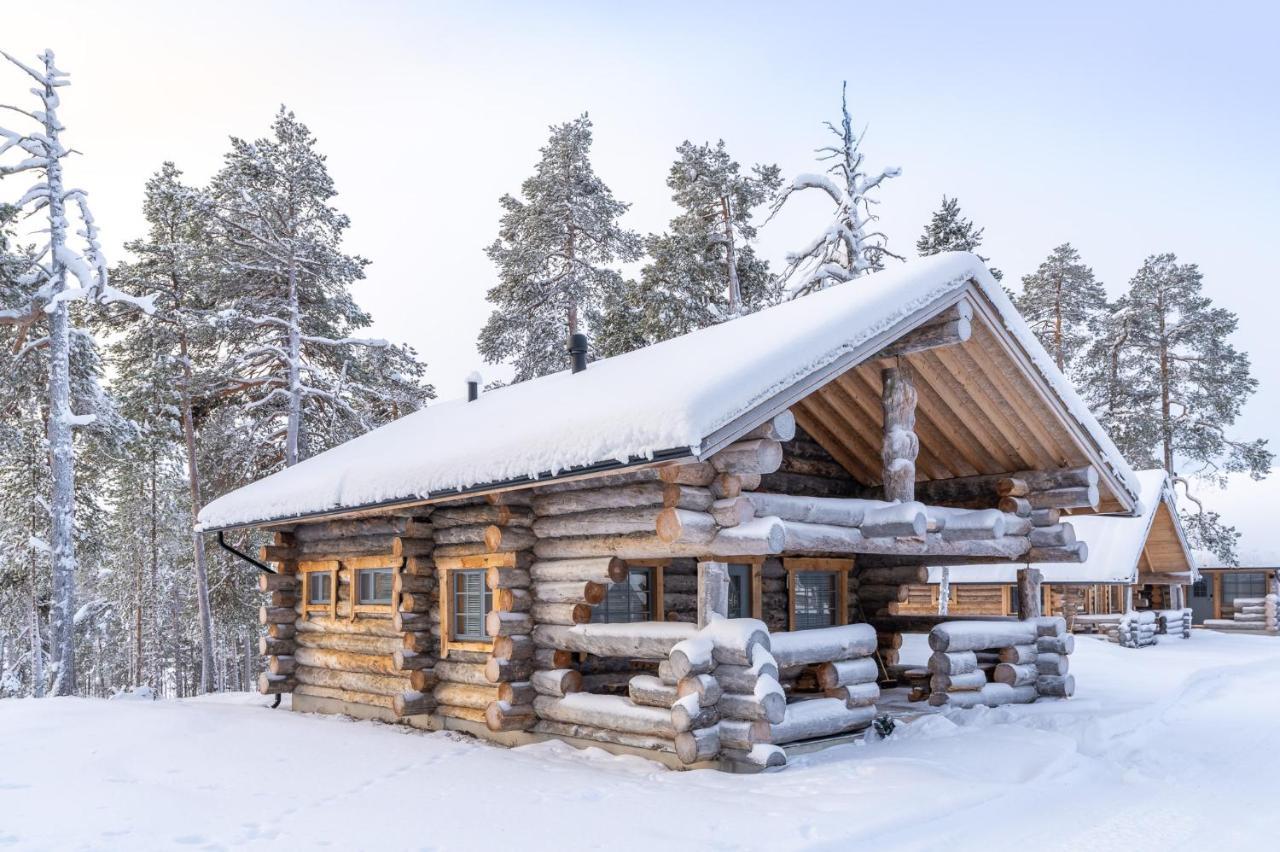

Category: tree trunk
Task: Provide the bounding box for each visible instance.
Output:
[45,92,77,697]
[177,327,216,694]
[720,196,741,315]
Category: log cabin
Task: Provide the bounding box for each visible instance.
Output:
[196,252,1144,770]
[1192,566,1280,633]
[895,469,1199,645]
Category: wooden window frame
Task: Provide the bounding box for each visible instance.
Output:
[718,557,764,620]
[784,557,850,631]
[592,560,665,623]
[438,563,495,658]
[297,560,339,619]
[352,566,396,614]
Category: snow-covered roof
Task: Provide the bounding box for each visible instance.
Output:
[197,252,1141,531]
[928,469,1196,585]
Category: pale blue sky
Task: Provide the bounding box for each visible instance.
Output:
[6,1,1279,539]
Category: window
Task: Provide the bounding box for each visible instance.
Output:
[298,561,338,617]
[794,572,838,629]
[356,568,394,605]
[1192,579,1208,599]
[1222,572,1266,602]
[727,563,753,619]
[785,558,850,631]
[592,567,655,623]
[307,571,332,605]
[452,569,492,641]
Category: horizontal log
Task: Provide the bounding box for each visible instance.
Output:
[409,669,438,692]
[497,681,536,705]
[268,655,296,676]
[532,623,694,659]
[532,720,675,754]
[436,704,489,725]
[492,634,533,661]
[742,411,797,443]
[295,535,396,557]
[293,645,399,676]
[432,524,488,546]
[485,701,536,732]
[484,525,536,552]
[259,637,295,656]
[656,509,717,545]
[294,683,396,710]
[533,648,574,669]
[857,565,929,586]
[533,694,676,737]
[530,557,629,585]
[393,650,434,671]
[671,698,720,732]
[294,665,409,696]
[827,681,881,708]
[873,306,972,359]
[718,717,773,750]
[532,581,606,606]
[930,670,986,692]
[675,726,721,764]
[815,657,880,689]
[430,504,532,528]
[486,610,532,637]
[485,657,533,684]
[393,690,436,716]
[294,615,398,638]
[259,606,297,625]
[770,699,876,744]
[1035,674,1075,698]
[709,439,783,475]
[770,624,876,668]
[531,668,583,697]
[993,662,1037,687]
[997,644,1037,664]
[435,660,491,686]
[717,689,785,724]
[628,674,678,708]
[710,497,755,528]
[1027,542,1089,563]
[433,682,500,710]
[267,623,296,640]
[258,573,300,593]
[657,462,718,487]
[532,483,712,517]
[714,661,780,693]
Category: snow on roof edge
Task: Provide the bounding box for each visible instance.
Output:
[196,252,1140,531]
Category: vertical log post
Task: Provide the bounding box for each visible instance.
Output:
[1122,584,1134,613]
[698,561,729,627]
[881,364,919,503]
[1016,567,1043,620]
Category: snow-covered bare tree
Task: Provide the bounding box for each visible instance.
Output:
[916,195,1002,280]
[1015,243,1108,373]
[598,140,779,355]
[1082,254,1271,563]
[479,114,641,379]
[0,50,153,695]
[208,108,431,469]
[767,82,901,298]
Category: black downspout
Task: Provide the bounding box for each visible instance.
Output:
[215,531,282,706]
[216,530,277,574]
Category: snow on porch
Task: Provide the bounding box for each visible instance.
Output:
[198,252,1140,531]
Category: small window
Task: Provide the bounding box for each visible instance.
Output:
[794,571,838,629]
[1192,579,1208,599]
[592,567,653,623]
[307,572,332,604]
[727,564,753,619]
[452,569,492,641]
[356,568,394,605]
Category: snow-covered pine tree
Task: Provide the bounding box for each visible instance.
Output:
[1015,243,1108,373]
[479,114,641,379]
[768,82,901,298]
[598,140,780,355]
[0,50,153,695]
[208,108,431,469]
[915,195,1002,280]
[1084,254,1271,564]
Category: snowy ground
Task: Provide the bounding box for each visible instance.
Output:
[2,631,1277,852]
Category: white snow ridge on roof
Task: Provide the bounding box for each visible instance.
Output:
[928,469,1189,585]
[197,252,1138,530]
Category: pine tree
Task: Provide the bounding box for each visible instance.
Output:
[915,195,1002,280]
[768,82,901,297]
[1084,254,1271,563]
[208,108,431,468]
[598,140,779,355]
[1015,243,1108,373]
[0,50,153,695]
[479,114,641,379]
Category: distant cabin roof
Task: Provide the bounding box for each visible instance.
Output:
[928,469,1197,585]
[197,252,1142,531]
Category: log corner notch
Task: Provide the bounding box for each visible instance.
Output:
[880,363,919,504]
[257,530,299,697]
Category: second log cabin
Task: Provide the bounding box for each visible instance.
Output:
[197,251,1144,770]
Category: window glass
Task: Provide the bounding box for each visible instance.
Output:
[592,568,652,623]
[794,571,837,629]
[307,572,332,604]
[1222,572,1265,602]
[453,569,492,640]
[727,564,752,619]
[356,568,394,605]
[1192,579,1208,598]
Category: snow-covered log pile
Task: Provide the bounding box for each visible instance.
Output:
[1204,595,1280,634]
[926,617,1074,707]
[1156,609,1192,639]
[257,519,433,718]
[1117,611,1158,648]
[768,624,880,746]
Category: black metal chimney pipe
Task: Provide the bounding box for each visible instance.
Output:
[466,371,481,402]
[568,333,588,373]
